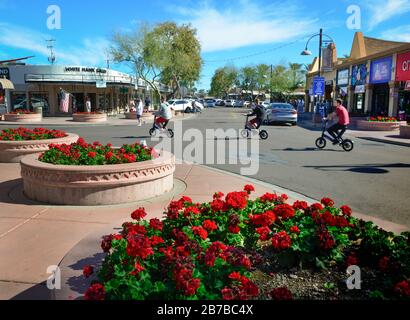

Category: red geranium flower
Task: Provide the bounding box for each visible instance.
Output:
[149,218,163,231]
[213,191,224,199]
[293,200,308,211]
[250,210,276,227]
[130,262,145,275]
[321,197,334,207]
[84,283,105,300]
[87,151,97,158]
[131,208,147,220]
[83,265,94,278]
[202,220,218,231]
[259,193,278,203]
[378,256,390,273]
[394,280,410,297]
[228,225,241,234]
[225,191,248,210]
[340,205,352,217]
[271,231,292,250]
[290,226,300,234]
[346,252,359,266]
[273,204,295,220]
[192,226,208,240]
[210,199,227,212]
[256,226,271,241]
[243,184,255,194]
[150,235,165,246]
[184,206,201,217]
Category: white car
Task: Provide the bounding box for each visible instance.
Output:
[204,99,216,108]
[233,100,245,108]
[167,99,191,113]
[225,99,235,107]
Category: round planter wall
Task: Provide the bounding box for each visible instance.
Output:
[0,133,79,163]
[356,120,407,131]
[124,112,153,120]
[20,151,175,206]
[72,113,107,123]
[4,113,42,122]
[400,125,410,138]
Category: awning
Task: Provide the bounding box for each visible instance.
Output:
[0,78,14,90]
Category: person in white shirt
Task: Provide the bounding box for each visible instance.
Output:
[136,98,144,126]
[85,96,91,113]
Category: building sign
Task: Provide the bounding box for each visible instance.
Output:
[370,57,392,84]
[355,85,365,93]
[321,44,334,72]
[337,69,349,86]
[313,76,325,96]
[396,51,410,82]
[0,67,10,80]
[96,79,107,88]
[64,67,107,74]
[351,64,367,86]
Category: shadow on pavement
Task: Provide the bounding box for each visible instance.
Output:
[113,136,152,139]
[274,147,344,152]
[11,282,51,300]
[304,163,410,174]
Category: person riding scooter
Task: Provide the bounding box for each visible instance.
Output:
[323,99,350,145]
[247,99,266,129]
[154,96,173,129]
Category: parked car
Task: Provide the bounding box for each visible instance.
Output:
[204,99,216,108]
[261,101,271,109]
[243,101,251,108]
[233,100,245,108]
[225,99,235,107]
[265,103,298,125]
[215,99,225,106]
[167,99,192,113]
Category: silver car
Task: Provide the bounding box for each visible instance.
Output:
[266,103,298,126]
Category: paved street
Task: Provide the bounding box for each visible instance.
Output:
[2,107,409,228]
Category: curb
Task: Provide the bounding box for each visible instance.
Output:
[356,136,410,147]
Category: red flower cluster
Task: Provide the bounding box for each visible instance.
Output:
[290,226,300,234]
[8,109,35,115]
[273,204,295,220]
[317,226,335,250]
[321,198,335,207]
[130,262,145,276]
[369,116,398,122]
[224,247,252,270]
[225,191,248,210]
[256,226,271,241]
[270,287,293,300]
[293,200,308,211]
[204,242,227,267]
[192,226,208,240]
[394,280,410,297]
[243,184,255,194]
[202,220,218,231]
[126,233,154,260]
[259,193,278,203]
[0,127,66,141]
[84,283,106,300]
[378,256,390,273]
[149,218,163,231]
[221,272,259,300]
[340,205,352,217]
[313,211,350,228]
[346,252,359,266]
[83,265,94,278]
[250,210,276,227]
[150,235,165,246]
[131,208,147,220]
[184,206,201,217]
[166,197,194,219]
[271,231,292,250]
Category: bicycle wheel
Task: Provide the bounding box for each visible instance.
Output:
[240,129,250,138]
[259,130,269,140]
[149,128,156,137]
[167,129,174,138]
[315,137,326,149]
[342,139,354,152]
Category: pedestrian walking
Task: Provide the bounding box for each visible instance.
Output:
[136,98,144,126]
[85,96,92,113]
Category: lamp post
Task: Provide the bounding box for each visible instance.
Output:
[301,29,334,113]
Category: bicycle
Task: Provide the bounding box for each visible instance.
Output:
[149,116,174,138]
[315,120,354,152]
[240,114,269,140]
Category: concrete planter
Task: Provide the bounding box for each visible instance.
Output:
[4,113,42,122]
[124,112,153,119]
[400,125,410,138]
[356,120,407,131]
[20,151,175,206]
[0,133,79,163]
[72,113,107,123]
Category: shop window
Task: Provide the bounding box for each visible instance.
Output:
[11,92,28,111]
[352,93,365,115]
[30,93,49,114]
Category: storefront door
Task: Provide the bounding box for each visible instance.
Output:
[353,93,365,115]
[371,84,389,116]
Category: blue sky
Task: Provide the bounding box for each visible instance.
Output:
[1,0,410,89]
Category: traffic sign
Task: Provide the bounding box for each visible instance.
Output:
[313,77,325,96]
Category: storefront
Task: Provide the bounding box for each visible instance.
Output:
[351,63,367,115]
[396,51,410,119]
[369,57,393,116]
[3,64,143,115]
[336,69,349,106]
[0,68,15,114]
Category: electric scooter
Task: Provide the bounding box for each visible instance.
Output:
[240,114,269,140]
[149,115,174,138]
[315,120,354,152]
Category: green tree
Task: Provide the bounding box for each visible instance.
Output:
[209,66,238,98]
[239,66,258,100]
[110,22,202,102]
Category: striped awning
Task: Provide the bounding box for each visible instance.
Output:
[0,78,14,90]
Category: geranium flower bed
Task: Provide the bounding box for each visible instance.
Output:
[8,109,35,115]
[83,186,410,300]
[39,138,156,165]
[0,127,67,141]
[369,116,398,122]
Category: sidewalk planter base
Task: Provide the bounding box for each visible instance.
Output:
[124,112,153,120]
[0,133,79,163]
[72,113,107,123]
[356,120,407,131]
[20,151,175,206]
[4,113,42,122]
[400,125,410,138]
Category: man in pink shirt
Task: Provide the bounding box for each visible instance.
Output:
[324,99,350,144]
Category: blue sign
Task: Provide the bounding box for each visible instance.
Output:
[313,77,325,96]
[370,57,392,84]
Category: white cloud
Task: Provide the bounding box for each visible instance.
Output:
[0,22,110,66]
[367,0,410,30]
[381,25,410,42]
[168,0,317,52]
